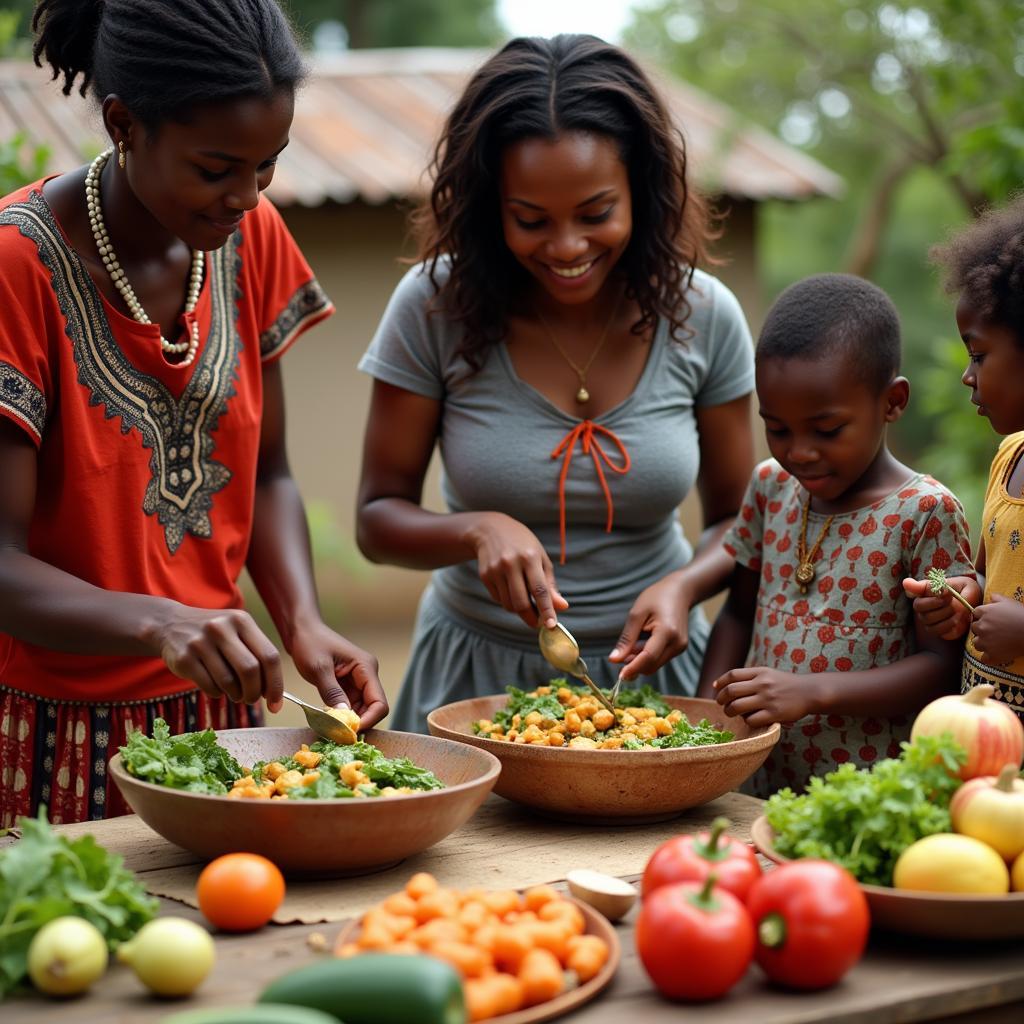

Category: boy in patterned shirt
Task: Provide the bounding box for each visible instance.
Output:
[697,274,975,797]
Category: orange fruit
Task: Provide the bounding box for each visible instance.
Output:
[196,852,285,931]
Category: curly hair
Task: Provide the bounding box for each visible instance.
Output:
[32,0,304,132]
[930,196,1024,346]
[757,274,901,394]
[412,33,717,367]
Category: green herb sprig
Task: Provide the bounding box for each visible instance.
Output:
[926,567,975,614]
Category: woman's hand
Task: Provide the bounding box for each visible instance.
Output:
[288,621,388,729]
[608,572,692,681]
[154,605,285,706]
[971,593,1024,663]
[902,575,981,640]
[466,512,569,628]
[712,666,815,727]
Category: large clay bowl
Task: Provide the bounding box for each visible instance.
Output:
[109,727,501,877]
[751,816,1024,940]
[427,695,779,824]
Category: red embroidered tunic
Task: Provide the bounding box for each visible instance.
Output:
[0,182,332,703]
[725,459,975,797]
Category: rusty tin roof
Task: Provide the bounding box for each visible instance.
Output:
[0,48,843,207]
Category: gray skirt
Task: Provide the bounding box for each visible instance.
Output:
[389,584,710,733]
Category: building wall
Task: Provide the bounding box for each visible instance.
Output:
[270,198,764,631]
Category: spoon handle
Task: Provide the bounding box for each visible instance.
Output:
[580,672,616,715]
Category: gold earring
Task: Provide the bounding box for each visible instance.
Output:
[118,140,126,170]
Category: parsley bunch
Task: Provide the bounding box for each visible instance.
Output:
[0,808,158,997]
[765,734,965,886]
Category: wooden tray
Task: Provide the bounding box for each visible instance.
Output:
[751,815,1024,941]
[335,895,620,1023]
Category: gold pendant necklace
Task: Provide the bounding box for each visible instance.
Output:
[795,497,835,594]
[535,292,624,404]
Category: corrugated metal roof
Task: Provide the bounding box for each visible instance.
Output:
[0,48,844,206]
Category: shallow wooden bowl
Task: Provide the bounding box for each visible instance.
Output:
[109,727,501,877]
[427,695,779,824]
[335,895,620,1024]
[751,815,1024,940]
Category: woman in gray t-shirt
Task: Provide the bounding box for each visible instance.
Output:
[356,34,756,732]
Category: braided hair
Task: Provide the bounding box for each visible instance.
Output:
[32,0,304,130]
[412,34,717,368]
[931,197,1024,347]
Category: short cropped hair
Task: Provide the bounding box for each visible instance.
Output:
[756,273,901,393]
[930,196,1024,347]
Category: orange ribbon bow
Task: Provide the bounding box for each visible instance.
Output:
[550,420,631,564]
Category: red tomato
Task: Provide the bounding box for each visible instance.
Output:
[635,877,755,1001]
[746,860,870,990]
[197,853,286,932]
[641,816,762,902]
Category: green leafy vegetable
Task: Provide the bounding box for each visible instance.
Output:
[650,717,734,748]
[0,807,158,997]
[276,740,444,799]
[479,682,732,747]
[485,685,568,731]
[765,734,966,886]
[119,718,242,795]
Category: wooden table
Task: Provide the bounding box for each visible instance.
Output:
[4,794,1024,1024]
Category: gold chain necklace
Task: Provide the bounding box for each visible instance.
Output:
[795,498,835,594]
[535,293,624,403]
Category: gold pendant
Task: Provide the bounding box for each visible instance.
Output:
[575,386,590,403]
[795,561,816,594]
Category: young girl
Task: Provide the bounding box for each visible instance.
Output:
[698,273,974,797]
[907,198,1024,721]
[356,34,756,732]
[0,0,386,827]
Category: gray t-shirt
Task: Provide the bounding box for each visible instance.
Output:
[358,261,754,646]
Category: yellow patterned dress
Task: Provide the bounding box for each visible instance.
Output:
[962,431,1024,720]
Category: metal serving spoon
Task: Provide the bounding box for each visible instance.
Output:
[537,622,617,715]
[280,690,358,745]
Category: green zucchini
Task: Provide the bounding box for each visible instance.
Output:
[258,954,466,1024]
[160,1005,342,1024]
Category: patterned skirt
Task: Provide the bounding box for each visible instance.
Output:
[0,684,262,829]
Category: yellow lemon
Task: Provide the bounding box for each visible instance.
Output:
[1012,850,1024,892]
[893,833,1010,894]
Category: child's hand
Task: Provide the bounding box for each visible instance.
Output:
[902,575,981,640]
[971,593,1024,663]
[711,667,816,728]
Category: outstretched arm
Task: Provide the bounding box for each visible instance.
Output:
[611,393,754,679]
[0,417,285,705]
[356,378,568,629]
[247,361,386,726]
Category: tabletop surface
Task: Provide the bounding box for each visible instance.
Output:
[4,793,1024,1024]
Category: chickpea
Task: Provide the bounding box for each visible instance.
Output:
[524,711,543,726]
[592,709,615,732]
[546,732,565,746]
[263,761,287,781]
[300,771,321,786]
[274,769,305,794]
[293,746,322,769]
[536,686,552,695]
[556,687,574,703]
[651,717,673,736]
[340,761,367,788]
[579,719,597,737]
[564,710,582,734]
[568,736,598,749]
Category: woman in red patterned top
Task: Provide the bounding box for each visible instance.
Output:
[0,0,386,827]
[697,274,974,797]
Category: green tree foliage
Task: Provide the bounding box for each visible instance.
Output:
[626,1,1022,531]
[285,0,501,48]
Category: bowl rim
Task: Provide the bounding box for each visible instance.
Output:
[109,725,502,806]
[427,693,781,762]
[750,814,1024,903]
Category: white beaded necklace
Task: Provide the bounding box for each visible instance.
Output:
[85,148,205,367]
